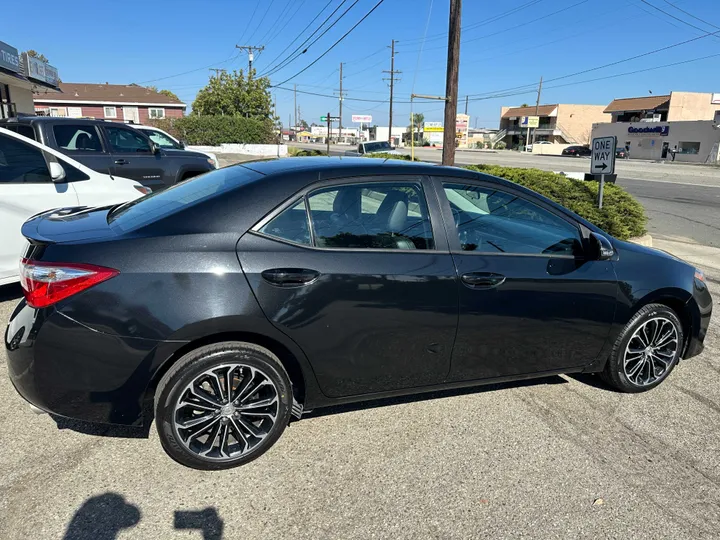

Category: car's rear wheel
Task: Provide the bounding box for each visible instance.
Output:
[155,341,293,470]
[600,304,683,392]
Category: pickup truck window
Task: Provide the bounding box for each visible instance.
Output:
[3,124,36,141]
[53,124,104,152]
[105,126,152,153]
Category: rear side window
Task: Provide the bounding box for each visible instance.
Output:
[53,124,104,152]
[0,132,51,183]
[259,201,310,246]
[4,124,37,141]
[108,166,261,232]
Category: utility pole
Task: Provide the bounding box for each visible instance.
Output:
[383,40,401,144]
[209,68,226,77]
[442,0,461,165]
[531,76,543,145]
[294,84,297,130]
[464,95,468,115]
[327,111,331,156]
[235,45,265,78]
[334,63,345,143]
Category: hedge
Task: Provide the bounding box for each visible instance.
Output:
[147,116,275,145]
[465,165,647,240]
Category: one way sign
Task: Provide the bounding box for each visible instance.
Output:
[591,136,616,175]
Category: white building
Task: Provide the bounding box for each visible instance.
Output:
[374,126,406,146]
[311,126,359,139]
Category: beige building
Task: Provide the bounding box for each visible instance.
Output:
[605,91,720,123]
[499,103,609,149]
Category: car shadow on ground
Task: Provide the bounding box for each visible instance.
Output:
[62,492,223,540]
[0,283,22,303]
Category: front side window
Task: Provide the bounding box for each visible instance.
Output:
[53,124,104,152]
[149,108,165,119]
[140,128,181,149]
[104,126,151,153]
[4,124,36,141]
[0,133,51,183]
[307,182,433,250]
[104,106,117,118]
[443,183,582,256]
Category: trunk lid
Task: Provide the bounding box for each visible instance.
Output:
[22,205,119,245]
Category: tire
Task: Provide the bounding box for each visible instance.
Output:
[155,341,293,470]
[600,304,684,393]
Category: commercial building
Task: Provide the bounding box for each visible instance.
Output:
[33,82,186,123]
[1,40,61,118]
[499,103,609,148]
[604,91,720,123]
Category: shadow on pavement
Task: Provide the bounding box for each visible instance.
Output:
[63,492,224,539]
[566,372,615,391]
[63,493,141,540]
[0,283,22,303]
[303,375,568,420]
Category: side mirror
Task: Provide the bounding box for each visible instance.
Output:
[179,139,188,149]
[589,232,614,260]
[49,162,66,182]
[150,141,161,154]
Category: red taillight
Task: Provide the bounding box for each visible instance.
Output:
[19,258,119,308]
[134,185,152,195]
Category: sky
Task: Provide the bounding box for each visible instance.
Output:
[5,0,720,129]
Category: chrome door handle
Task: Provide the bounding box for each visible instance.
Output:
[461,272,506,289]
[114,159,129,165]
[261,268,320,287]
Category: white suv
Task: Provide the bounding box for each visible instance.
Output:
[0,127,149,286]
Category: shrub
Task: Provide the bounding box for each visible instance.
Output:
[288,147,327,156]
[464,165,647,240]
[147,116,275,145]
[364,152,417,161]
[495,141,507,150]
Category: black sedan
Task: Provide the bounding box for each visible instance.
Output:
[6,158,712,470]
[562,145,592,157]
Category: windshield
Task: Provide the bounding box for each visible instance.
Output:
[364,141,392,153]
[139,128,182,149]
[108,166,262,232]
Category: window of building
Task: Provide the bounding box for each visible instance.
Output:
[67,107,83,118]
[53,125,104,152]
[49,107,67,117]
[442,183,582,256]
[259,201,311,246]
[0,132,51,183]
[149,108,165,119]
[104,126,152,153]
[307,182,434,250]
[678,141,701,154]
[104,106,117,118]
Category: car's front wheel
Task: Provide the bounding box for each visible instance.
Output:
[155,342,293,470]
[601,304,684,392]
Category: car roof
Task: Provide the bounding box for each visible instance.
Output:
[237,156,476,178]
[0,116,128,128]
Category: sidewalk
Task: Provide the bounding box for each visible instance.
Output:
[653,237,720,279]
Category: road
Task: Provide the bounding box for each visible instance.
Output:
[293,143,720,247]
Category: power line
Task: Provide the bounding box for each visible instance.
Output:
[257,0,335,76]
[271,0,387,87]
[245,0,278,45]
[260,0,355,77]
[272,85,431,104]
[260,0,309,51]
[235,1,262,47]
[137,53,239,84]
[639,0,717,34]
[411,0,435,94]
[661,0,720,30]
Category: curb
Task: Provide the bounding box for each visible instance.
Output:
[628,234,653,247]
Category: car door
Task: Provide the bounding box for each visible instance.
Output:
[0,131,79,284]
[236,176,458,398]
[102,125,166,190]
[48,122,114,176]
[433,177,618,382]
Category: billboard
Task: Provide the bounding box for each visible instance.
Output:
[351,114,372,123]
[23,54,60,87]
[456,114,470,147]
[423,121,443,132]
[521,116,540,128]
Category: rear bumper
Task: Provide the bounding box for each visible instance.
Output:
[5,301,185,426]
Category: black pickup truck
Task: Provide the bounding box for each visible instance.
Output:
[0,116,215,191]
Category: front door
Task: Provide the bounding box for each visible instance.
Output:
[661,141,669,159]
[0,132,78,284]
[237,177,457,398]
[434,178,618,382]
[48,122,114,176]
[102,124,165,189]
[122,106,140,124]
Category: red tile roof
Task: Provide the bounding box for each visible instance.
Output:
[604,95,670,113]
[502,104,558,118]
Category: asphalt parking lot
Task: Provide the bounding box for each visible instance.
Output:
[1,272,719,539]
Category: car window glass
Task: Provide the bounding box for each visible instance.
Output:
[259,201,310,245]
[53,124,104,152]
[307,182,434,250]
[105,126,151,153]
[141,129,180,149]
[0,133,51,183]
[4,124,36,140]
[443,183,582,256]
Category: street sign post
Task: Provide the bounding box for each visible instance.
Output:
[591,136,616,209]
[320,116,340,122]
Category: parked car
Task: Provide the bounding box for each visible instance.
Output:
[525,141,551,152]
[6,158,712,470]
[345,140,400,156]
[132,125,219,169]
[0,117,216,191]
[616,147,628,159]
[562,145,592,157]
[0,127,149,286]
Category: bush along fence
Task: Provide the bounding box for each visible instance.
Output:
[147,116,275,146]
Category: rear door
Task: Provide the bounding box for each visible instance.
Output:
[236,175,458,398]
[48,122,114,175]
[102,124,166,190]
[0,131,78,284]
[433,177,618,382]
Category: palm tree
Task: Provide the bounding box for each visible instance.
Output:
[407,113,425,143]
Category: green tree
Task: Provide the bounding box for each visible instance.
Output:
[191,70,274,119]
[520,103,529,108]
[27,50,49,63]
[299,119,310,131]
[145,86,180,101]
[406,113,424,142]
